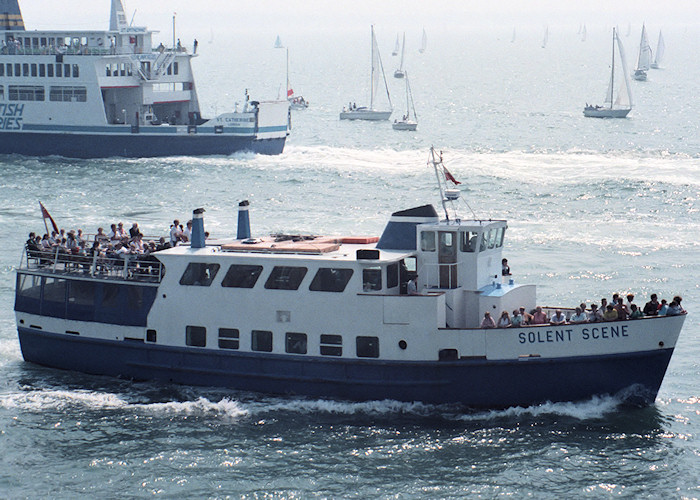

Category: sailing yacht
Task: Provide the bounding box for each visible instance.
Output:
[274,35,283,49]
[650,31,665,69]
[418,28,427,53]
[340,26,393,121]
[541,25,548,48]
[285,48,308,110]
[393,71,417,131]
[392,34,400,56]
[394,32,406,78]
[581,25,587,42]
[633,24,652,81]
[584,28,633,118]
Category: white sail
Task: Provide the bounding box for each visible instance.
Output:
[541,25,548,48]
[274,35,283,49]
[651,31,665,68]
[392,34,399,56]
[419,28,427,53]
[370,26,392,111]
[581,25,587,42]
[636,24,652,71]
[614,30,633,108]
[585,28,632,118]
[394,32,406,77]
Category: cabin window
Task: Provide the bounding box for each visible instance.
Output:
[39,64,45,77]
[460,231,478,252]
[49,86,87,102]
[120,63,126,76]
[420,231,436,252]
[47,64,53,77]
[31,64,37,77]
[487,229,499,249]
[387,263,399,289]
[356,336,379,358]
[55,64,62,77]
[480,230,490,251]
[285,332,307,354]
[22,63,28,76]
[105,65,111,77]
[309,268,353,292]
[146,329,157,342]
[218,328,239,349]
[179,262,220,286]
[264,266,308,290]
[14,63,20,77]
[72,64,79,78]
[167,64,172,76]
[0,87,3,101]
[362,267,382,291]
[221,264,263,288]
[495,227,505,248]
[251,330,273,352]
[320,334,342,356]
[173,62,179,74]
[0,65,5,77]
[9,85,45,101]
[186,325,206,347]
[5,64,12,77]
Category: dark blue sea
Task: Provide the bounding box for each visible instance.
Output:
[0,15,699,498]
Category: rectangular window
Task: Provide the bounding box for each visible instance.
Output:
[218,328,239,350]
[387,263,399,289]
[9,85,45,101]
[105,65,111,77]
[285,332,307,354]
[356,336,379,358]
[55,64,62,77]
[31,63,37,77]
[14,63,20,77]
[460,231,478,252]
[167,64,172,76]
[47,64,54,77]
[49,86,87,102]
[0,64,4,77]
[0,87,4,101]
[64,64,70,78]
[309,268,353,292]
[120,63,125,76]
[186,325,206,347]
[264,266,308,290]
[173,62,179,74]
[22,63,29,76]
[179,262,220,286]
[221,264,263,288]
[320,334,342,356]
[146,329,157,342]
[251,330,272,352]
[72,64,79,78]
[39,64,45,77]
[6,64,12,77]
[480,230,490,251]
[494,227,505,248]
[362,267,382,291]
[420,231,436,252]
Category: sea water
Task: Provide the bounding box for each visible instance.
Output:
[0,25,699,498]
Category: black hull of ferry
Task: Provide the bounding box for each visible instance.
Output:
[18,327,674,409]
[0,131,286,158]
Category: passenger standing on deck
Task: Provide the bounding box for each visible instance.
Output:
[511,309,522,327]
[673,296,686,313]
[643,294,660,316]
[407,275,418,295]
[481,311,496,329]
[501,258,511,276]
[183,220,192,242]
[588,303,603,322]
[520,307,533,325]
[129,222,140,238]
[170,220,181,246]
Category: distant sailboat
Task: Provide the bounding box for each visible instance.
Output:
[418,28,427,54]
[394,32,406,78]
[340,26,392,121]
[584,28,633,118]
[393,71,417,131]
[285,48,308,110]
[511,27,516,43]
[208,28,213,44]
[650,31,665,69]
[633,24,652,81]
[581,25,587,42]
[274,35,283,49]
[392,34,400,56]
[541,25,548,48]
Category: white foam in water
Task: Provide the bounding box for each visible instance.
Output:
[0,388,129,412]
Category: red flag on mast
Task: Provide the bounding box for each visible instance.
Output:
[39,202,59,233]
[287,88,294,97]
[444,167,461,185]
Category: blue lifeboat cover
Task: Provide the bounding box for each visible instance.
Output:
[0,1,24,30]
[376,205,439,250]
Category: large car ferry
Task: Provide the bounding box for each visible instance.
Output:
[14,150,687,408]
[0,0,289,158]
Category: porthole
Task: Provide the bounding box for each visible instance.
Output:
[398,340,407,350]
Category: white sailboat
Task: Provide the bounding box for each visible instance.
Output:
[393,71,417,131]
[633,24,652,81]
[581,25,587,42]
[584,28,633,118]
[274,35,283,49]
[285,48,308,110]
[650,30,665,69]
[340,26,393,121]
[418,28,427,53]
[394,32,406,78]
[392,34,400,56]
[541,25,548,48]
[511,27,516,43]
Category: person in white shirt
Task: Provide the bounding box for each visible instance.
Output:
[550,310,567,325]
[569,307,588,324]
[170,219,181,246]
[587,303,603,322]
[182,220,192,242]
[497,311,512,328]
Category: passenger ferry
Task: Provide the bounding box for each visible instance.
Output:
[0,1,289,158]
[14,149,687,408]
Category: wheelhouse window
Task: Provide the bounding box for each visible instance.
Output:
[320,334,342,356]
[221,264,263,288]
[251,330,273,352]
[460,231,478,252]
[387,263,399,289]
[218,328,239,349]
[362,267,382,291]
[264,266,307,290]
[179,262,220,286]
[420,231,436,252]
[186,325,206,347]
[285,332,307,354]
[309,268,353,292]
[356,336,379,358]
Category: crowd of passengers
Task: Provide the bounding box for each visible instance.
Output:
[481,293,686,328]
[25,218,204,265]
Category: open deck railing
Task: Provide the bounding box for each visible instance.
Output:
[20,246,163,283]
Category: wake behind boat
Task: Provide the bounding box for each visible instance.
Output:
[0,0,290,158]
[340,26,392,121]
[584,28,633,118]
[14,148,687,409]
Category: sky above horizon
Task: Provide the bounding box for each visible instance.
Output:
[19,0,700,38]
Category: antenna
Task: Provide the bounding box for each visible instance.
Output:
[129,10,136,26]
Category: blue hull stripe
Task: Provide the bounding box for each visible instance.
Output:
[21,124,288,135]
[18,327,674,408]
[0,131,285,158]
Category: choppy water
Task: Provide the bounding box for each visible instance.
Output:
[1,23,699,498]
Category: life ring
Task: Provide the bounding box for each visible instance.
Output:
[97,38,103,46]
